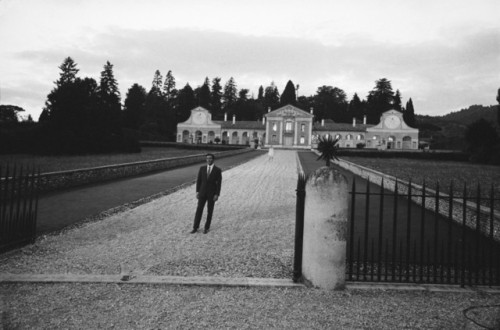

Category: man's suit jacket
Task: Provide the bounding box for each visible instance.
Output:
[196,165,222,198]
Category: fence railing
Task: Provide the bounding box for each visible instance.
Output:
[335,158,500,241]
[293,172,306,282]
[0,164,40,252]
[347,178,500,286]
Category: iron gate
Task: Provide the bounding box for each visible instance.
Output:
[0,164,40,253]
[347,178,500,286]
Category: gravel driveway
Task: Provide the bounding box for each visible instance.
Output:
[0,150,298,278]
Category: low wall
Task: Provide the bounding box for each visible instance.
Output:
[334,157,500,241]
[34,148,252,194]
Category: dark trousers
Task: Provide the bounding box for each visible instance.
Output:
[193,195,215,230]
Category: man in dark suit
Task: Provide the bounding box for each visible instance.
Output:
[191,153,222,234]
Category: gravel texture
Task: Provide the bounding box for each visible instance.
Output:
[0,150,297,278]
[1,284,499,329]
[1,150,499,329]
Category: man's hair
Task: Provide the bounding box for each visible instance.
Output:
[206,153,215,160]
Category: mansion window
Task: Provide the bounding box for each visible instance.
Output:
[335,134,342,140]
[300,136,305,144]
[272,134,277,142]
[301,124,305,132]
[285,121,293,132]
[272,123,277,131]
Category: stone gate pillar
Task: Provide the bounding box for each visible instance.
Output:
[302,167,349,289]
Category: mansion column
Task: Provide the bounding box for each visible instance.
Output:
[308,119,313,147]
[265,120,270,144]
[279,122,283,145]
[294,121,298,145]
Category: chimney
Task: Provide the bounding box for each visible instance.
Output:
[268,107,271,113]
[310,107,313,114]
[363,115,367,125]
[232,115,236,124]
[224,113,227,121]
[352,117,356,127]
[321,119,324,127]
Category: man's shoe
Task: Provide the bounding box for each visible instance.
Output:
[190,229,197,234]
[203,229,209,234]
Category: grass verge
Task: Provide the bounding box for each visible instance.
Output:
[0,147,215,174]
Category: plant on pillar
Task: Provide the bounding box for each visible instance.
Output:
[316,135,339,166]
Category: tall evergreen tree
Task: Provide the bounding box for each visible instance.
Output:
[46,76,100,152]
[150,70,163,96]
[257,85,264,101]
[280,80,297,106]
[233,89,259,121]
[43,57,81,119]
[97,61,121,134]
[222,77,238,114]
[263,82,280,111]
[56,56,79,86]
[163,70,176,101]
[198,77,212,109]
[123,83,147,130]
[211,77,223,120]
[176,83,196,123]
[144,70,169,137]
[366,78,395,124]
[393,89,402,112]
[349,93,364,120]
[404,98,416,127]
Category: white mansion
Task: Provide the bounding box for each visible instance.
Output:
[177,104,419,150]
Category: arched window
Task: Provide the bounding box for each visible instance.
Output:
[231,131,239,144]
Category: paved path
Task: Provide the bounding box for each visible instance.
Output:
[36,150,265,234]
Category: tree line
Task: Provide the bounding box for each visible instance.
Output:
[3,56,419,154]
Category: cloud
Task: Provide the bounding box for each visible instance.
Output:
[5,26,499,119]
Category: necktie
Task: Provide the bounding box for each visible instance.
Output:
[207,166,211,176]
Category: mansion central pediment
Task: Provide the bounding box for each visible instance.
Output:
[265,105,314,119]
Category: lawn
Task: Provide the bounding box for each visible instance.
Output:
[0,147,214,174]
[341,156,500,204]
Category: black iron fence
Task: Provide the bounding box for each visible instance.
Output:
[347,178,500,286]
[293,172,306,282]
[0,164,40,252]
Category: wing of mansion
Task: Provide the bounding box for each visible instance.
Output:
[177,104,419,150]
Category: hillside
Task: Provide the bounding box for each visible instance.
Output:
[415,105,499,150]
[439,105,499,127]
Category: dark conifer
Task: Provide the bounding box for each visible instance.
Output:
[211,77,223,120]
[280,80,297,106]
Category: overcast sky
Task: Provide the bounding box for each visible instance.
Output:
[1,0,499,120]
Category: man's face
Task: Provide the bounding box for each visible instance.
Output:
[206,155,214,166]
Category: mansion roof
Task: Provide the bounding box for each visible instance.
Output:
[215,120,266,130]
[313,122,373,132]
